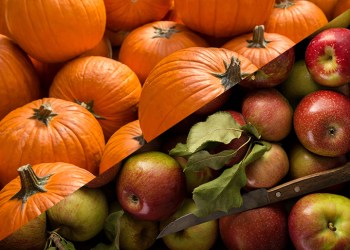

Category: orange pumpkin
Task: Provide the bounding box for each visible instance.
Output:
[0,0,10,37]
[138,47,258,142]
[79,35,113,59]
[0,35,40,120]
[332,0,350,18]
[0,97,105,187]
[0,163,95,241]
[5,0,106,63]
[104,0,172,31]
[174,0,275,37]
[118,20,209,84]
[307,0,338,20]
[49,56,142,140]
[264,0,328,43]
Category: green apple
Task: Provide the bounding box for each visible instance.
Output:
[47,186,109,242]
[288,193,350,249]
[160,198,218,250]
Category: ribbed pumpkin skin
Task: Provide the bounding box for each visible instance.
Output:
[307,0,338,20]
[138,47,258,142]
[49,56,142,140]
[104,0,172,31]
[0,35,40,120]
[264,0,328,43]
[0,162,95,241]
[118,20,209,84]
[0,98,105,187]
[0,0,10,37]
[174,0,275,37]
[5,0,106,63]
[332,0,350,19]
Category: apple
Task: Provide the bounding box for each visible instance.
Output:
[305,27,350,87]
[116,151,187,221]
[245,142,290,190]
[46,186,109,242]
[241,88,293,141]
[288,193,350,249]
[160,198,218,250]
[219,203,289,250]
[288,141,348,179]
[0,213,47,250]
[293,89,350,157]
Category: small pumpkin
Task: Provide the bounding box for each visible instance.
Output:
[264,0,328,43]
[0,35,40,120]
[138,47,258,142]
[174,0,275,37]
[0,163,95,241]
[104,0,172,31]
[0,97,105,187]
[49,56,142,140]
[5,0,106,63]
[118,20,209,84]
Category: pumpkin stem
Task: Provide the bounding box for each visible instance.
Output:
[275,0,294,8]
[133,135,146,146]
[212,57,242,90]
[152,25,179,39]
[30,103,58,126]
[11,164,52,205]
[75,99,106,120]
[247,25,270,48]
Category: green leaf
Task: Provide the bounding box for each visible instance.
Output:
[185,149,237,171]
[240,123,261,139]
[192,141,270,217]
[169,142,190,157]
[186,111,243,153]
[103,210,124,243]
[92,243,118,250]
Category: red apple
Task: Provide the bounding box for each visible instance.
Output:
[245,142,289,190]
[288,193,350,249]
[305,27,350,87]
[219,203,289,250]
[160,198,218,250]
[293,89,350,157]
[241,88,293,141]
[116,151,187,221]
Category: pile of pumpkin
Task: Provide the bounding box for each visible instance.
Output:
[0,0,349,248]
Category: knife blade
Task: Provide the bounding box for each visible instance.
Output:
[157,162,350,238]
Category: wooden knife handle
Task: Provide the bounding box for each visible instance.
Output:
[267,162,350,203]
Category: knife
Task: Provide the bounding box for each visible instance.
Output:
[157,162,350,238]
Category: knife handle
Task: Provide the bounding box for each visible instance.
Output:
[267,162,350,203]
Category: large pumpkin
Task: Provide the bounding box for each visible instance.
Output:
[0,35,40,120]
[118,20,209,84]
[332,0,350,18]
[104,0,172,31]
[5,0,106,63]
[264,0,328,43]
[307,0,338,20]
[138,47,258,142]
[0,97,105,187]
[49,56,142,140]
[174,0,275,37]
[0,163,95,241]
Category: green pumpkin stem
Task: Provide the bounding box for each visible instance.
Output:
[75,99,106,120]
[212,56,243,90]
[275,0,294,8]
[11,164,52,205]
[30,103,58,126]
[152,25,179,39]
[247,25,270,48]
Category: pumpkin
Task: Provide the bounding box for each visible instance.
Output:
[0,163,95,241]
[332,0,350,18]
[264,0,329,43]
[79,35,113,59]
[0,35,40,120]
[0,0,10,37]
[307,0,338,20]
[138,47,258,142]
[105,29,131,47]
[5,0,106,63]
[118,20,209,84]
[104,0,172,31]
[0,97,105,187]
[174,0,275,37]
[49,56,142,140]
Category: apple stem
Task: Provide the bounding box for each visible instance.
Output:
[328,222,337,231]
[211,56,243,90]
[247,25,270,48]
[10,164,52,207]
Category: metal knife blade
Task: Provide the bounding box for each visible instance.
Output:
[157,162,350,238]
